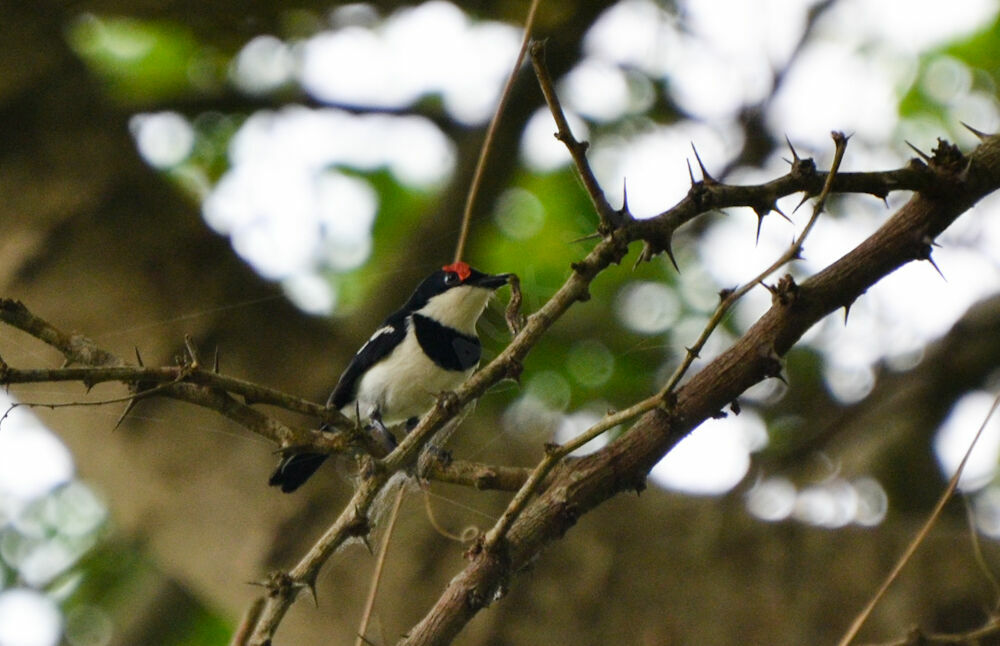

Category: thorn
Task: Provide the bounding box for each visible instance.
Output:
[569,232,602,243]
[961,121,990,141]
[920,236,946,281]
[113,399,139,430]
[686,158,696,186]
[906,141,932,163]
[621,177,630,215]
[772,203,793,224]
[134,347,144,367]
[755,212,764,245]
[785,134,800,161]
[925,254,947,281]
[793,193,811,213]
[690,143,715,183]
[301,576,319,607]
[664,241,679,272]
[184,335,199,367]
[843,302,851,325]
[213,347,220,374]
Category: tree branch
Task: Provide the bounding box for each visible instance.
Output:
[0,301,533,490]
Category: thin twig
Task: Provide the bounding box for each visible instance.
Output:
[837,390,1000,646]
[453,0,543,263]
[356,485,406,646]
[962,495,1000,607]
[229,597,265,646]
[529,40,624,230]
[0,358,344,423]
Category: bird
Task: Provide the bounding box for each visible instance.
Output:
[269,261,511,493]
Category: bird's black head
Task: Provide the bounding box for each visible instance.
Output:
[398,262,510,328]
[403,262,508,309]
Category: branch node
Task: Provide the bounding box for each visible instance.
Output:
[759,346,786,383]
[259,570,297,599]
[930,138,966,174]
[346,506,373,540]
[770,274,799,306]
[435,390,461,416]
[505,358,524,383]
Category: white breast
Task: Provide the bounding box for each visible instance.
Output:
[416,284,494,334]
[348,323,475,425]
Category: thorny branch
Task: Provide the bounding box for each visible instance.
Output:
[0,304,528,490]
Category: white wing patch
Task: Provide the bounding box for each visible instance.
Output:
[360,325,396,351]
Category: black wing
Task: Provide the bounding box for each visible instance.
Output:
[327,313,407,410]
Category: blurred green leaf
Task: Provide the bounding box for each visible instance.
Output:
[67,15,224,103]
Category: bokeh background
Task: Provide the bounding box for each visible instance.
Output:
[3,1,1000,644]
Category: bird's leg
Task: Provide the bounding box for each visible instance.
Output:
[368,410,398,453]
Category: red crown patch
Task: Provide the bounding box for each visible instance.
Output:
[442,261,472,281]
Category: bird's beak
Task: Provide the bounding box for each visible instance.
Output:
[471,272,512,290]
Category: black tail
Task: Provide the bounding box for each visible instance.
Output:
[269,453,329,493]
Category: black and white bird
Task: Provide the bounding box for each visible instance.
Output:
[269,261,511,492]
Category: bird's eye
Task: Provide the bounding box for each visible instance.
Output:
[444,272,460,286]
